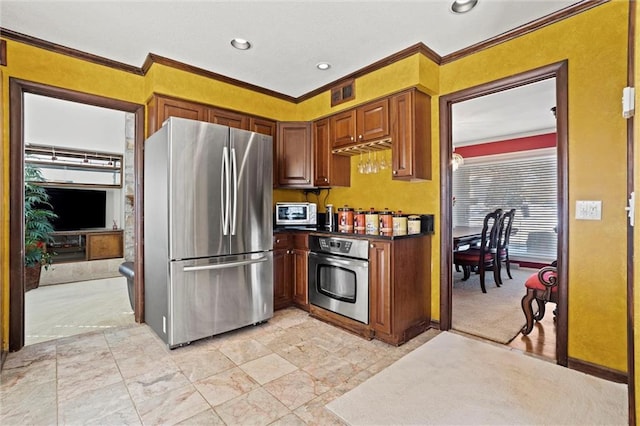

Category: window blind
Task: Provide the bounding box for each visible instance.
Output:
[452,151,557,262]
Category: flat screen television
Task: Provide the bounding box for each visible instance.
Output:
[44,187,107,231]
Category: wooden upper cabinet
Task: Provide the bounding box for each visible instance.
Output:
[207,108,248,130]
[250,117,277,137]
[313,118,350,187]
[357,98,389,143]
[330,109,357,148]
[390,89,431,181]
[146,94,276,137]
[330,99,390,149]
[276,122,313,188]
[147,95,206,135]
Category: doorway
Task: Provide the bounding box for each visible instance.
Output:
[9,79,145,351]
[439,61,569,366]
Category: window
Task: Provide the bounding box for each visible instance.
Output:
[452,149,557,262]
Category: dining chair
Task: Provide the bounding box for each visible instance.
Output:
[453,208,502,293]
[520,264,558,335]
[495,208,516,285]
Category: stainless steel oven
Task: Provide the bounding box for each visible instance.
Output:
[308,235,369,324]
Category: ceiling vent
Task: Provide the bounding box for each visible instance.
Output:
[331,79,355,107]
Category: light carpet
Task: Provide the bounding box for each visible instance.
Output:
[327,332,628,425]
[453,267,536,344]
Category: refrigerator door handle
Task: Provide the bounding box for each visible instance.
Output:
[182,255,268,272]
[231,148,238,235]
[221,146,230,235]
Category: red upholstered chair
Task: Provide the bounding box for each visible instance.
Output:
[520,265,558,335]
[453,209,502,293]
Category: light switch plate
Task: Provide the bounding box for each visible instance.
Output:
[576,200,602,220]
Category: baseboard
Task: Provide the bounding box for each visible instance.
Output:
[567,357,628,384]
[0,349,6,372]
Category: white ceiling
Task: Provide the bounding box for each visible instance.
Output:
[1,0,571,142]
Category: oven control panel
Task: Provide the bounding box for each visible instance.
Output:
[310,236,369,260]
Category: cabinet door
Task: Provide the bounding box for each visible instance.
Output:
[273,248,294,310]
[390,89,431,180]
[86,232,123,261]
[330,109,357,148]
[313,118,331,187]
[357,98,389,143]
[147,96,206,134]
[207,108,248,130]
[249,117,276,136]
[314,118,351,188]
[292,248,309,308]
[369,241,392,335]
[276,122,313,187]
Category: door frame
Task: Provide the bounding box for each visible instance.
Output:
[8,78,145,351]
[438,60,569,366]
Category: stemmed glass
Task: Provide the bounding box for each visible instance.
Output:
[358,151,365,174]
[365,150,373,174]
[379,149,388,170]
[372,151,379,173]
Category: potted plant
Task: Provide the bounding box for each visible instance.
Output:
[24,163,57,291]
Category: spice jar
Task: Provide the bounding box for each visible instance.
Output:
[354,209,366,233]
[379,208,393,233]
[392,211,408,236]
[408,215,421,235]
[338,205,354,232]
[365,208,379,235]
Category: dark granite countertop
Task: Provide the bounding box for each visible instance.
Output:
[273,226,432,241]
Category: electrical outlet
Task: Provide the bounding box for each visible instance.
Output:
[576,200,602,220]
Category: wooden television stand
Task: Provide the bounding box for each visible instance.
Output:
[49,229,124,263]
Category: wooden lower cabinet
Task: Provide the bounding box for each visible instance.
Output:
[273,232,308,311]
[273,234,293,310]
[369,236,431,345]
[292,248,308,309]
[369,241,392,335]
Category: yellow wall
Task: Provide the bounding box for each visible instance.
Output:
[0,0,631,375]
[440,1,629,371]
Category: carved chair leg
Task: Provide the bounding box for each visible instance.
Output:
[493,259,501,287]
[462,265,471,281]
[505,255,512,279]
[521,289,537,335]
[479,264,487,293]
[534,298,546,321]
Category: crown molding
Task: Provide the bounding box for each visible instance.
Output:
[0,1,609,102]
[441,0,609,64]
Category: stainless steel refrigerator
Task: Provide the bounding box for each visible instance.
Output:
[144,117,273,348]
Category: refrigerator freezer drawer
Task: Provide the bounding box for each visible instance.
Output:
[163,252,273,348]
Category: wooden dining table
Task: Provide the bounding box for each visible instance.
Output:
[452,226,484,252]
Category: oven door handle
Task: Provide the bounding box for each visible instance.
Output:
[308,252,368,268]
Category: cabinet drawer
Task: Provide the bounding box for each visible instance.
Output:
[273,233,292,249]
[86,232,123,260]
[292,233,309,249]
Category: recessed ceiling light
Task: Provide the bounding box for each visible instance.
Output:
[451,0,478,14]
[316,62,331,70]
[231,38,251,50]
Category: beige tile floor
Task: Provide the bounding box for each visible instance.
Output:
[25,277,136,346]
[2,303,441,425]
